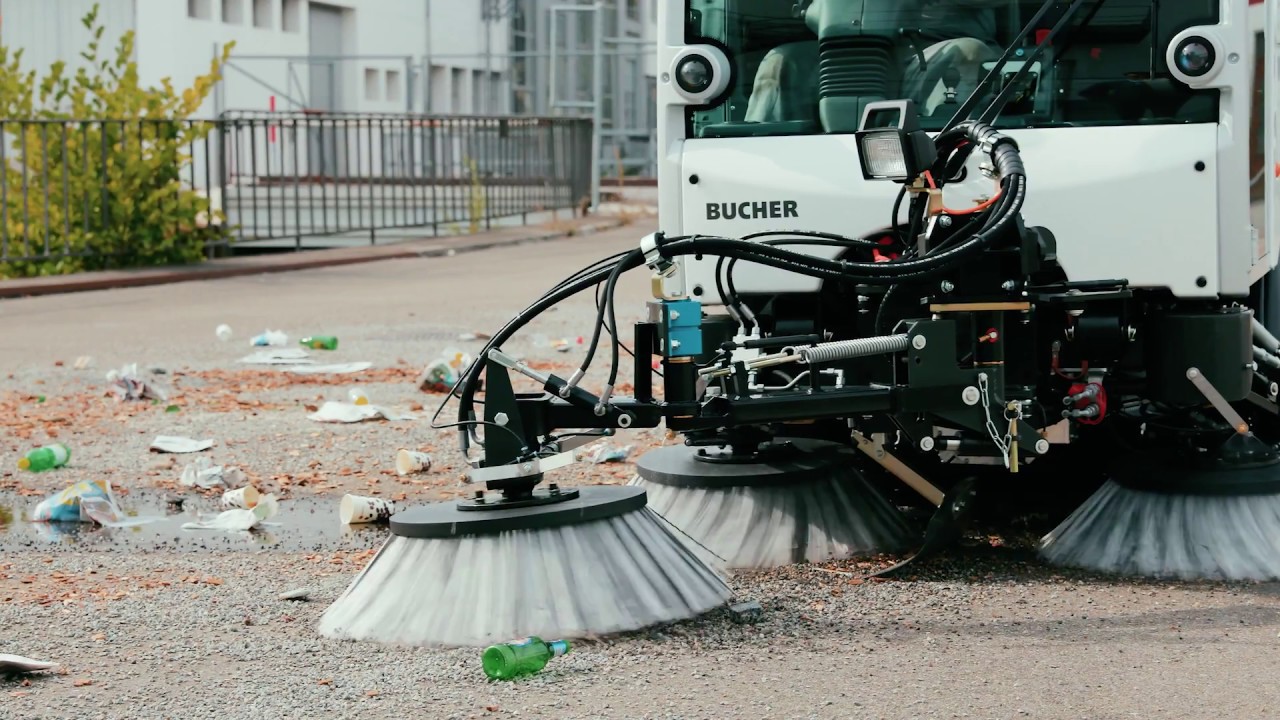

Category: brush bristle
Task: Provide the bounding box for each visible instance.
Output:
[630,467,912,569]
[317,507,732,648]
[1040,479,1280,581]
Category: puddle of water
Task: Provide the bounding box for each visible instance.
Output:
[0,490,389,553]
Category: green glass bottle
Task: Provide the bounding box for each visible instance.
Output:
[18,443,71,472]
[481,637,570,680]
[300,335,339,350]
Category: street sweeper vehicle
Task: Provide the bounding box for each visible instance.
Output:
[316,0,1280,649]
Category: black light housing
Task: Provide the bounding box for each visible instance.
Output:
[854,100,938,182]
[675,55,713,94]
[1173,36,1215,78]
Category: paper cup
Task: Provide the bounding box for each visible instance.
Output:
[340,494,397,524]
[395,449,432,476]
[221,485,260,509]
[348,387,369,406]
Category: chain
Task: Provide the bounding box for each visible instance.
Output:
[978,373,1012,468]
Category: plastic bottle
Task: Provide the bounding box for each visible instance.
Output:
[300,335,338,350]
[482,637,570,680]
[18,443,71,472]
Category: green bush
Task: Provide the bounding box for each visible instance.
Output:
[0,3,234,279]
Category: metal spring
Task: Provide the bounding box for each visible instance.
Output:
[799,334,910,364]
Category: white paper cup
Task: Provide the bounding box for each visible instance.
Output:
[221,485,260,509]
[340,494,397,524]
[395,449,432,476]
[348,387,369,406]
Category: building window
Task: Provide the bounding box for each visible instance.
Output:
[253,0,272,28]
[223,0,245,25]
[627,0,640,21]
[451,68,465,113]
[386,69,403,103]
[281,0,302,32]
[365,68,382,101]
[188,0,212,20]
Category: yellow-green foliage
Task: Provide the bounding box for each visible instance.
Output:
[0,3,234,278]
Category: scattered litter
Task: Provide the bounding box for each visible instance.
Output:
[216,324,233,342]
[457,331,493,341]
[585,444,634,464]
[418,348,473,392]
[282,362,372,375]
[17,443,71,472]
[299,335,338,350]
[308,401,415,423]
[151,436,215,454]
[29,480,160,528]
[250,329,289,347]
[279,587,314,601]
[30,480,112,522]
[238,348,312,365]
[221,485,261,509]
[728,600,764,623]
[79,495,164,528]
[0,655,58,674]
[348,387,370,406]
[106,363,168,402]
[165,495,186,509]
[164,404,181,413]
[179,457,245,489]
[395,449,432,476]
[73,356,93,370]
[339,493,398,524]
[182,494,279,533]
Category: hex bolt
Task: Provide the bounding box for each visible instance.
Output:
[1001,280,1016,292]
[494,412,509,426]
[940,280,955,293]
[912,335,927,350]
[938,215,953,228]
[962,386,981,406]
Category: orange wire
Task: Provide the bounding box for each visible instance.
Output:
[922,170,1002,215]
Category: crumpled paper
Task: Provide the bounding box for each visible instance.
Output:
[182,494,279,533]
[179,457,247,489]
[307,401,416,423]
[238,348,312,365]
[150,436,215,454]
[106,363,168,402]
[0,654,59,674]
[283,362,373,375]
[30,479,161,528]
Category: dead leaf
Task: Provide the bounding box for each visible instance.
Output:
[485,705,500,712]
[91,632,106,642]
[318,678,333,686]
[203,577,223,586]
[73,679,93,687]
[9,691,28,698]
[365,690,380,698]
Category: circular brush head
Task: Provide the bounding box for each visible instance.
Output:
[316,485,733,648]
[1040,442,1280,581]
[630,439,912,569]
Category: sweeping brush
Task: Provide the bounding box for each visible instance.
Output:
[316,485,733,648]
[1039,432,1280,581]
[630,439,913,569]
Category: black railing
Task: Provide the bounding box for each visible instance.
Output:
[219,111,594,246]
[0,112,594,274]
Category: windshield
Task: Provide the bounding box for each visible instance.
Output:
[686,0,1220,139]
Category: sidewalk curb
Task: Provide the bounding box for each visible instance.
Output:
[0,218,626,299]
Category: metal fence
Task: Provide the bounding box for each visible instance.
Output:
[220,111,593,245]
[0,112,593,270]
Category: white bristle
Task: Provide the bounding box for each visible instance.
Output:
[630,467,912,569]
[317,508,732,648]
[1040,480,1280,581]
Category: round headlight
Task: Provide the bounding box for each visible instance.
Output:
[675,56,713,94]
[1174,37,1215,77]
